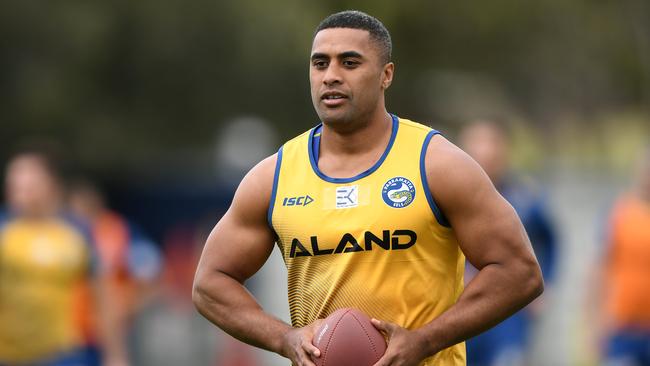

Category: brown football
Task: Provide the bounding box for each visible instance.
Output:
[312,308,387,366]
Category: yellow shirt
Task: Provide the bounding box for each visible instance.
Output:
[0,215,90,363]
[269,116,466,365]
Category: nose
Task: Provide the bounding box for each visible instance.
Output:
[323,64,342,86]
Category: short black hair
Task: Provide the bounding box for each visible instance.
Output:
[315,10,392,64]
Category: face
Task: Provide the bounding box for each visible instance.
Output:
[5,155,61,217]
[459,122,509,183]
[310,28,393,127]
[68,186,104,221]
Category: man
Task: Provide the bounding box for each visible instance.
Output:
[459,121,557,366]
[67,180,161,363]
[598,147,650,365]
[193,11,543,366]
[0,148,128,366]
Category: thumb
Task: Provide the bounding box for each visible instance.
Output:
[371,318,396,336]
[371,352,391,366]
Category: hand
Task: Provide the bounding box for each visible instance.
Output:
[371,318,429,366]
[103,356,130,366]
[281,319,324,366]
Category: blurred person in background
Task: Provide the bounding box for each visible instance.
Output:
[0,147,128,366]
[459,120,557,366]
[596,147,650,366]
[67,180,162,364]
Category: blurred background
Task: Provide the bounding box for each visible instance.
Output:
[1,0,649,365]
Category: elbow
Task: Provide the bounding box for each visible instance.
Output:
[532,268,545,299]
[524,259,545,302]
[191,273,210,313]
[191,269,233,322]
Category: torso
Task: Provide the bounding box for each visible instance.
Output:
[0,215,90,363]
[269,116,466,365]
[606,194,650,328]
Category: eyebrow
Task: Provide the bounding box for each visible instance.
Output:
[310,50,364,61]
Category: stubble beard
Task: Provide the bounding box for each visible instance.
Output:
[315,99,380,133]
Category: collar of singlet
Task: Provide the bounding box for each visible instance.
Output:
[308,114,399,183]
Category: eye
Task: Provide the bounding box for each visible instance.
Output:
[313,60,328,69]
[342,60,360,68]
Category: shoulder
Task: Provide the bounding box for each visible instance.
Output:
[397,117,436,133]
[59,212,95,245]
[228,153,280,221]
[424,134,486,187]
[422,134,500,218]
[285,128,315,145]
[240,153,279,191]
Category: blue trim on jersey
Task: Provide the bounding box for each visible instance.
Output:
[312,124,322,161]
[267,147,284,228]
[308,114,399,183]
[420,130,451,227]
[0,208,7,231]
[60,211,101,275]
[61,211,94,247]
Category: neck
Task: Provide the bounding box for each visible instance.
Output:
[13,201,61,220]
[320,108,392,156]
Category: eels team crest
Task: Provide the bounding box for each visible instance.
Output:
[382,177,416,208]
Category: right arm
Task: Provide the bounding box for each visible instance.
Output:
[192,154,322,366]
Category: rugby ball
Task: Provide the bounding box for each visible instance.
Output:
[313,308,387,366]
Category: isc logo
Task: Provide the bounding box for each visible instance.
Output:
[282,195,314,207]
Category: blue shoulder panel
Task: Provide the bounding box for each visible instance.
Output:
[61,211,95,247]
[0,208,8,231]
[60,211,99,274]
[267,147,284,228]
[420,130,451,227]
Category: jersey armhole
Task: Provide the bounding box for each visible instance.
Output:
[60,213,100,275]
[420,130,451,227]
[0,209,7,231]
[267,146,284,230]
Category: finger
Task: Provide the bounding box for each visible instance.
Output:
[298,353,317,366]
[293,347,318,366]
[299,352,318,366]
[302,340,321,358]
[371,353,393,366]
[371,318,395,334]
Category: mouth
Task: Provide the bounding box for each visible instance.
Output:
[320,91,348,107]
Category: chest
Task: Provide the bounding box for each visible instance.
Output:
[0,223,88,284]
[274,173,448,266]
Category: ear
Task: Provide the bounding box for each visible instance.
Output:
[381,62,394,90]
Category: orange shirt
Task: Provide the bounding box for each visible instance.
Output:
[605,194,650,327]
[77,211,135,343]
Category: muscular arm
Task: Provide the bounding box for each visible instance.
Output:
[372,136,543,365]
[192,155,288,350]
[192,155,321,365]
[418,136,544,354]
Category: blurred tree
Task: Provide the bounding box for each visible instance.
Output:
[0,0,647,181]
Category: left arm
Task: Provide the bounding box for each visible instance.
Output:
[372,136,544,365]
[94,275,130,366]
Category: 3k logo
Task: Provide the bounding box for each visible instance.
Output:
[336,185,358,209]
